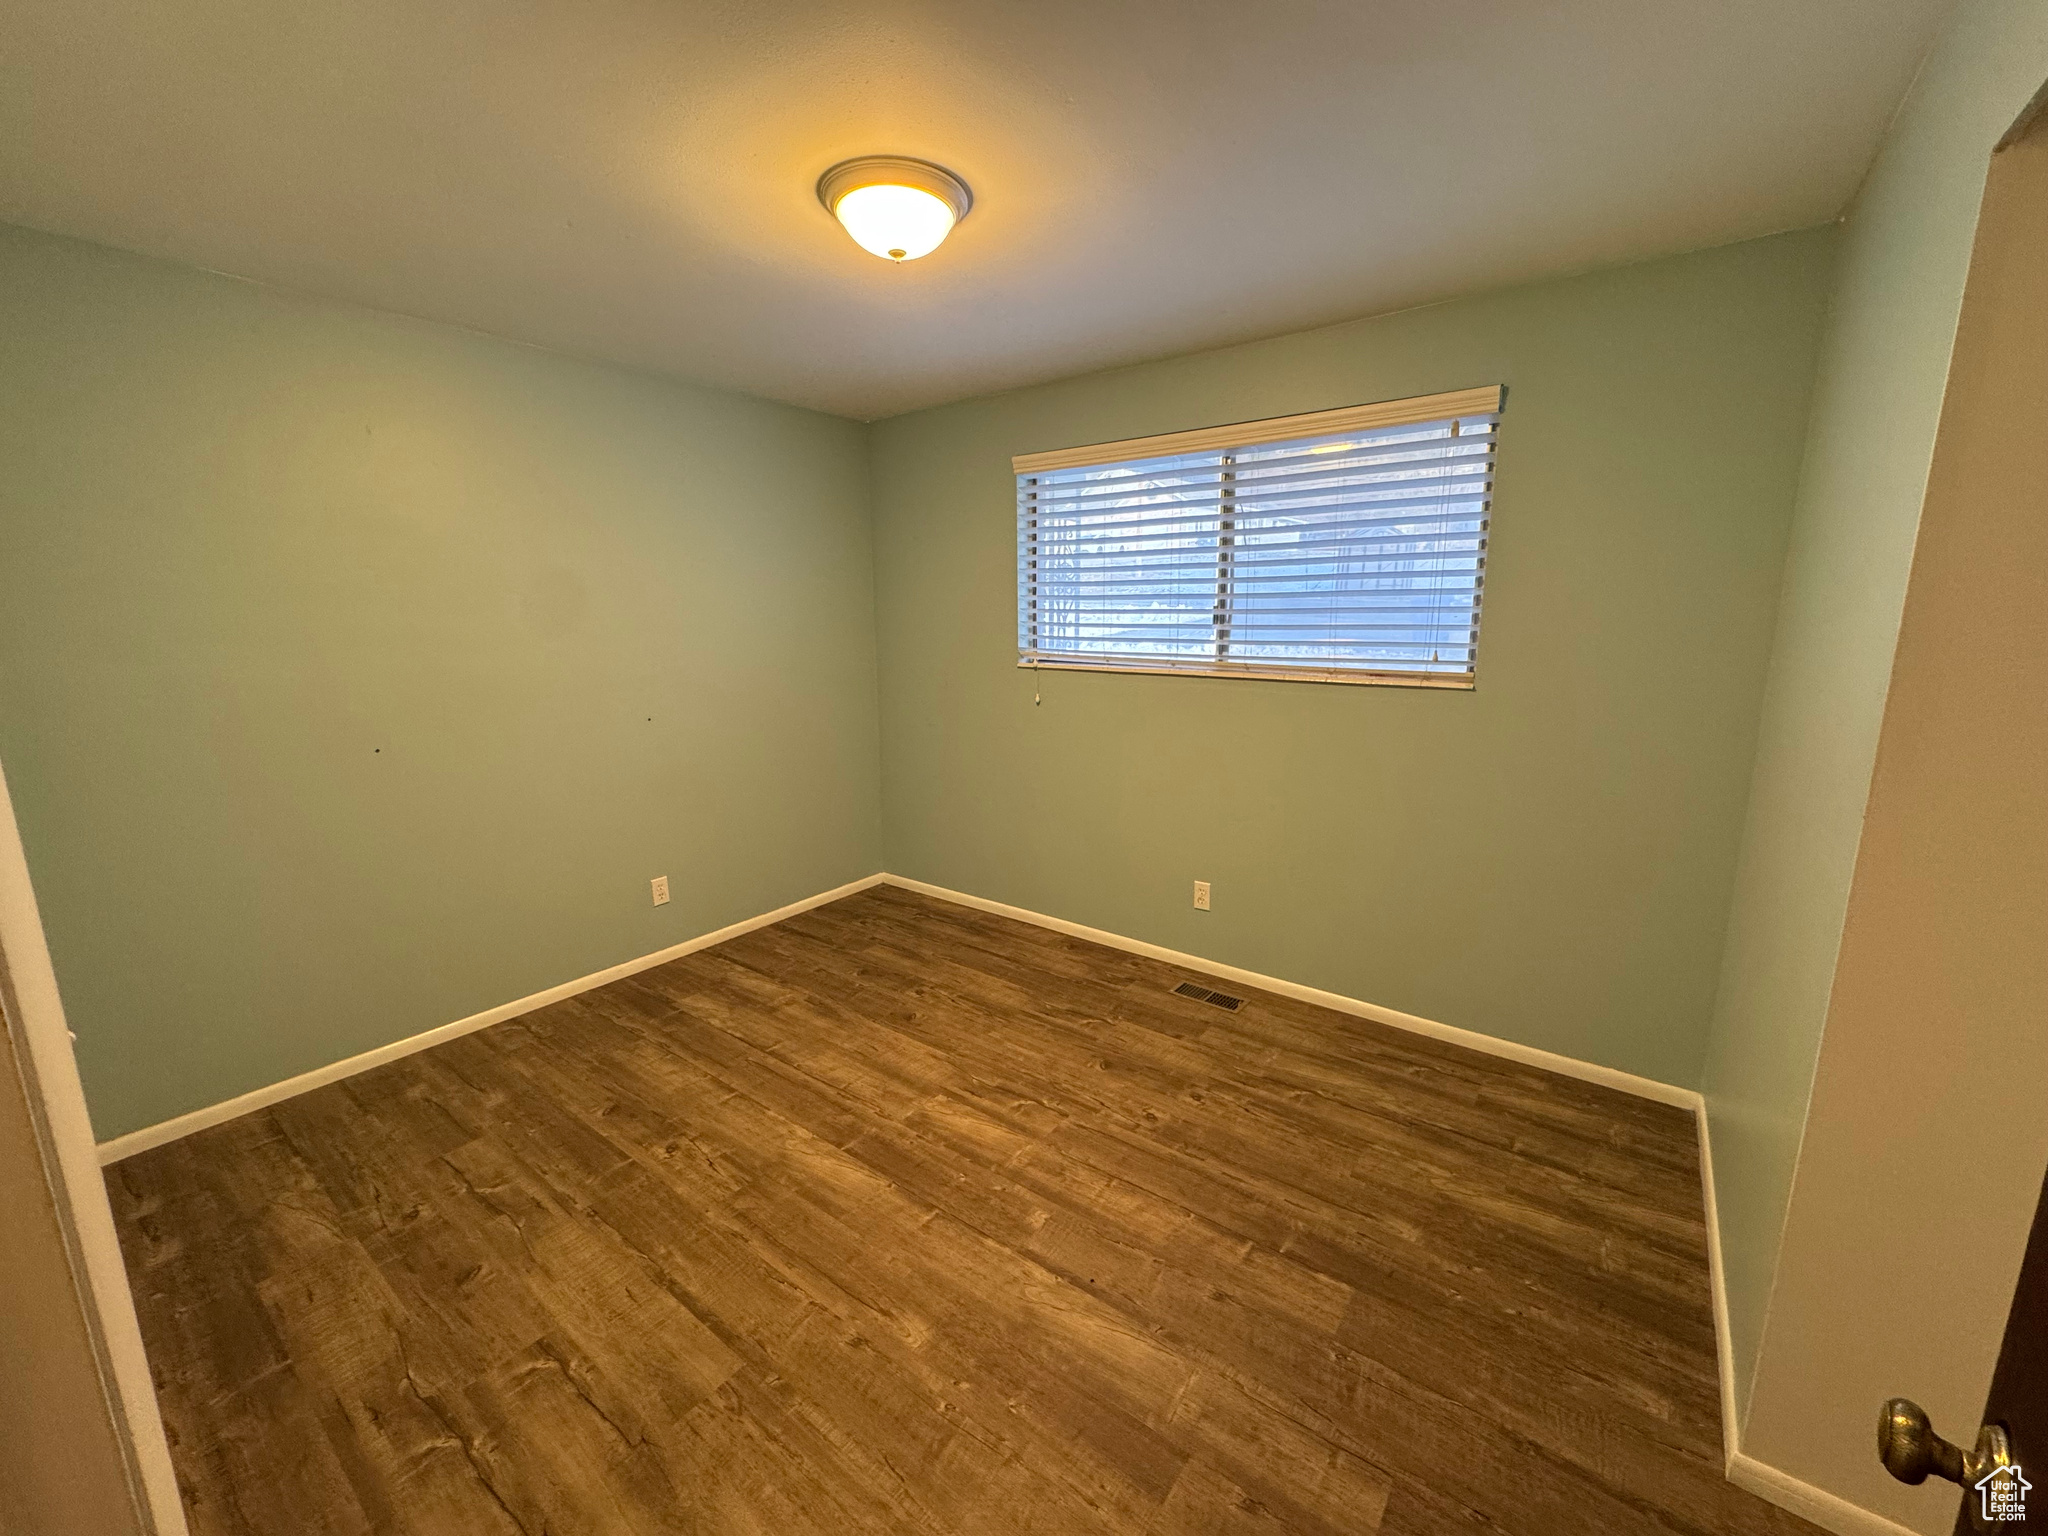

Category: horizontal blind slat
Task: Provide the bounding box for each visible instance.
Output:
[1026,454,1495,510]
[1032,606,1482,622]
[1017,564,1487,590]
[1030,516,1487,550]
[1018,543,1486,576]
[1033,626,1478,639]
[1024,423,1497,481]
[1030,515,1489,558]
[1027,481,1494,527]
[1026,467,1495,519]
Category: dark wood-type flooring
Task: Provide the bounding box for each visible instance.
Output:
[109,884,1822,1535]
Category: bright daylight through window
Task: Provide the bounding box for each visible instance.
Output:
[1015,386,1504,687]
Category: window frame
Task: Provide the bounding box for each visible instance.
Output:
[1014,385,1504,690]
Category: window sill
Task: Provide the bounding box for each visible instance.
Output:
[1016,657,1475,690]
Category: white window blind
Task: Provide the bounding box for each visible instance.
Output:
[1015,385,1503,688]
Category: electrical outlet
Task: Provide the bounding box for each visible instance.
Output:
[651,875,670,906]
[1193,880,1211,911]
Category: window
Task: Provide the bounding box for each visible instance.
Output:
[1015,385,1503,688]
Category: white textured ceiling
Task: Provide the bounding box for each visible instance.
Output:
[1,0,1949,419]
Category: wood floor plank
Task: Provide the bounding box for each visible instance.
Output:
[1145,1459,1295,1536]
[243,1192,529,1535]
[109,884,1823,1536]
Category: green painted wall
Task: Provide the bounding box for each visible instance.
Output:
[870,229,1837,1089]
[0,224,882,1141]
[1703,0,2048,1419]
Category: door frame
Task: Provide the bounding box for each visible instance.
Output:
[0,753,187,1535]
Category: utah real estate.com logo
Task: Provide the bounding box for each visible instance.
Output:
[1977,1462,2031,1524]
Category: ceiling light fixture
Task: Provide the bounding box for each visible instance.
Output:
[817,156,973,263]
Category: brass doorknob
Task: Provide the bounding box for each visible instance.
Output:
[1878,1398,1967,1485]
[1879,1398,2023,1532]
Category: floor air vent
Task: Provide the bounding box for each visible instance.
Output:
[1171,980,1245,1012]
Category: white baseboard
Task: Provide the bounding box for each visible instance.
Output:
[1695,1103,1923,1536]
[1696,1102,1743,1467]
[878,873,1701,1109]
[95,869,1695,1160]
[1726,1454,1926,1536]
[94,874,888,1164]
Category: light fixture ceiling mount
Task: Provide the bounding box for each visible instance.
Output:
[817,156,973,263]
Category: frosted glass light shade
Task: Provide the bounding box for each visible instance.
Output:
[817,157,973,263]
[834,184,956,261]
